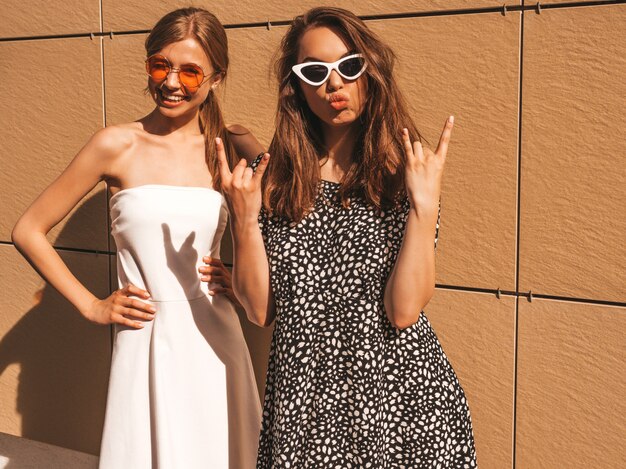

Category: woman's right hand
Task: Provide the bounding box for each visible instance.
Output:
[216,137,269,224]
[83,284,155,329]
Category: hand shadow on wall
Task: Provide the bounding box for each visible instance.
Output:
[161,223,262,466]
[0,193,111,461]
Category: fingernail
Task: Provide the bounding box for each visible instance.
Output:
[137,323,144,328]
[449,115,454,124]
[215,137,221,144]
[150,307,156,313]
[202,276,210,281]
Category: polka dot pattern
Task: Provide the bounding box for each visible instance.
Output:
[252,159,477,468]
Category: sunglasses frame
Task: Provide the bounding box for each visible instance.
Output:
[291,53,367,86]
[145,54,215,92]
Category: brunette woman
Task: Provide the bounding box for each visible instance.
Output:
[217,7,477,468]
[12,8,262,469]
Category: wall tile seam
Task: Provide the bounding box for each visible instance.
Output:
[512,1,526,461]
[1,8,511,44]
[436,285,626,307]
[512,2,525,464]
[512,295,520,469]
[3,238,624,306]
[98,0,104,34]
[3,0,626,43]
[99,0,113,309]
[0,241,114,256]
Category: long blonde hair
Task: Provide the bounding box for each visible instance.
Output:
[145,7,235,190]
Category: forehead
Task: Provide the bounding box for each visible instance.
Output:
[157,37,211,67]
[297,26,351,62]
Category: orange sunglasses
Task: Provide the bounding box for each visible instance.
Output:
[145,54,215,92]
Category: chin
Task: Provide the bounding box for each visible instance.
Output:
[311,103,361,128]
[329,114,358,127]
[156,103,195,118]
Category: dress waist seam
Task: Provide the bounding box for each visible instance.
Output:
[148,294,208,303]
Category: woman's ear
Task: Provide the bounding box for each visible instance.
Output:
[211,71,225,90]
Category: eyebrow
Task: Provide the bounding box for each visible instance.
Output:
[300,50,356,63]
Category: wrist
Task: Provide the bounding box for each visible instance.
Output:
[408,204,438,224]
[76,293,98,319]
[230,217,260,239]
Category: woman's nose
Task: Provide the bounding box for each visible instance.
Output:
[164,69,182,90]
[326,69,344,92]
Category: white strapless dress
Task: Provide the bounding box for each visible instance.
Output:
[99,185,261,469]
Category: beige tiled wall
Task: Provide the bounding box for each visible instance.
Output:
[369,13,520,291]
[426,290,516,469]
[0,246,111,455]
[221,27,286,146]
[1,2,624,468]
[101,0,514,32]
[103,34,153,126]
[0,1,101,39]
[516,299,626,469]
[519,5,626,302]
[0,38,107,250]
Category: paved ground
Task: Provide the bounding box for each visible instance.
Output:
[0,432,97,469]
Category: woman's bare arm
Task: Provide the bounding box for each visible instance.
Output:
[215,137,276,326]
[12,126,155,327]
[384,117,453,329]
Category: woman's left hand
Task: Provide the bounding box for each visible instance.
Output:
[402,116,453,218]
[199,257,241,307]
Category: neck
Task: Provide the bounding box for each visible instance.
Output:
[321,123,360,179]
[143,107,203,137]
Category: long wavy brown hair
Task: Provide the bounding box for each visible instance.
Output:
[145,7,236,191]
[264,7,423,222]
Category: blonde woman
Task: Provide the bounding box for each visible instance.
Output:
[12,8,262,469]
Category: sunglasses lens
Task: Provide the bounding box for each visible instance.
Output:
[338,56,366,79]
[147,57,170,82]
[300,64,329,84]
[178,64,204,89]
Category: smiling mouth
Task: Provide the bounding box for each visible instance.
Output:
[157,88,190,105]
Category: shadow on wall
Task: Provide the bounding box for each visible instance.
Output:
[237,309,273,402]
[221,220,274,402]
[0,193,111,457]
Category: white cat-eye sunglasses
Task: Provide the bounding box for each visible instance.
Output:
[291,53,367,86]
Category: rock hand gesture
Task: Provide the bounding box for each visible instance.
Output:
[214,137,275,326]
[401,116,453,220]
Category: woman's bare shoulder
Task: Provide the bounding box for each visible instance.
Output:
[89,122,143,158]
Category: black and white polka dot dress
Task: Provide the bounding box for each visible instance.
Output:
[254,172,478,468]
